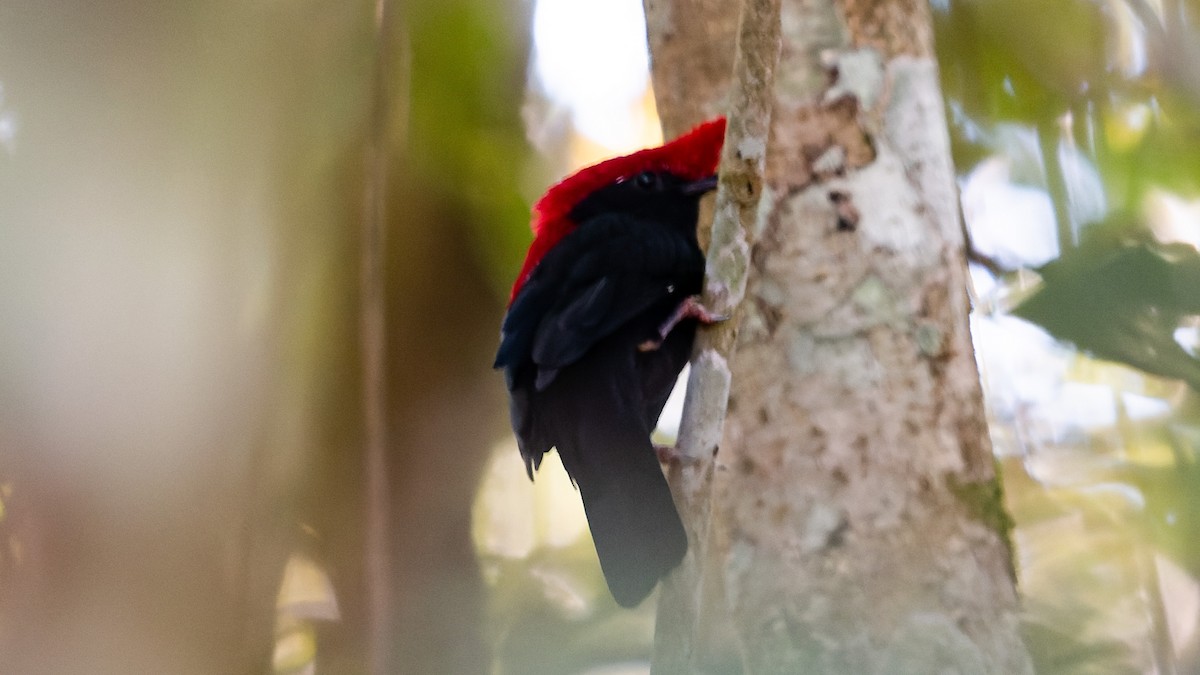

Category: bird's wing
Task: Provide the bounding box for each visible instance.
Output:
[529,274,666,371]
[496,213,681,369]
[525,218,686,379]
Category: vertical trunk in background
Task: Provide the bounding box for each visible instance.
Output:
[0,1,532,673]
[0,3,367,672]
[646,1,1033,672]
[372,1,532,673]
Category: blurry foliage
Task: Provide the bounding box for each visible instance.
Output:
[1014,219,1200,390]
[936,0,1200,672]
[0,0,535,671]
[937,0,1107,125]
[936,0,1200,207]
[1127,448,1200,577]
[472,444,663,673]
[406,2,536,302]
[361,0,535,672]
[484,549,658,674]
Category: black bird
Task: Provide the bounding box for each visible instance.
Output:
[494,118,726,607]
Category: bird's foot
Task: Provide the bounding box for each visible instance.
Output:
[638,296,727,352]
[637,338,662,352]
[655,444,700,466]
[665,295,728,333]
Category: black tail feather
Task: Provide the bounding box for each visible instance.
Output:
[516,314,693,606]
[577,450,687,606]
[556,411,687,607]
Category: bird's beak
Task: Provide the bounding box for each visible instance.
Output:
[680,174,718,196]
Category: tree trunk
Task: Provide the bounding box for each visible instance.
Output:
[647,1,1033,672]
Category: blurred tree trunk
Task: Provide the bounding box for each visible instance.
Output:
[646,1,1032,672]
[0,3,369,672]
[0,1,530,674]
[321,1,532,673]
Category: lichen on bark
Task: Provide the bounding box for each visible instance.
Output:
[649,0,1032,672]
[947,460,1018,578]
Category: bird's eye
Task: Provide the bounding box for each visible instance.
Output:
[633,171,658,190]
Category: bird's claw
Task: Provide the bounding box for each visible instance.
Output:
[639,297,726,353]
[638,338,663,352]
[653,295,727,347]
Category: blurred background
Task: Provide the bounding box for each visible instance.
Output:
[0,0,1198,673]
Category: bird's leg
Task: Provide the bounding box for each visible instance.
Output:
[638,295,727,352]
[655,444,700,466]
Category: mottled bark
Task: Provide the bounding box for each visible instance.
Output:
[643,0,738,140]
[648,0,1032,672]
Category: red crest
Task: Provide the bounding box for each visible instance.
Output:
[509,117,726,304]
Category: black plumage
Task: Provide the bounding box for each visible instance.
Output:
[494,170,714,607]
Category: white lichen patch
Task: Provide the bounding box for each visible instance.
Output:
[788,327,884,389]
[914,322,944,357]
[812,145,846,176]
[847,149,939,263]
[678,348,732,457]
[713,200,742,240]
[753,184,776,239]
[705,278,732,302]
[786,327,816,374]
[823,47,884,109]
[850,275,892,316]
[737,135,768,162]
[801,503,846,553]
[713,232,752,301]
[884,55,962,243]
[695,347,729,375]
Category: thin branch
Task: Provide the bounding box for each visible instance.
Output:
[1038,117,1075,253]
[957,196,1012,279]
[652,0,782,668]
[678,0,781,461]
[1138,548,1179,675]
[361,0,399,673]
[1122,0,1165,39]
